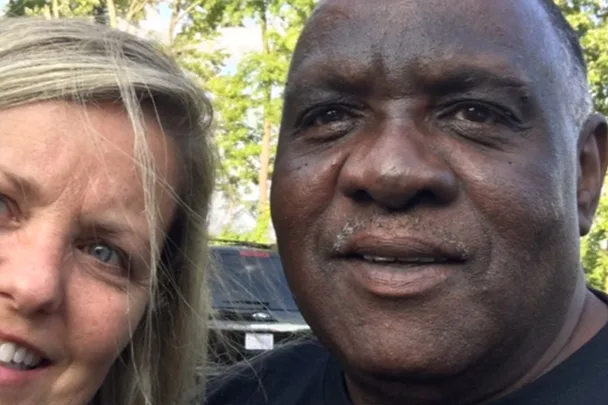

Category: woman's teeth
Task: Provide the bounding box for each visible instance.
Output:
[0,342,42,370]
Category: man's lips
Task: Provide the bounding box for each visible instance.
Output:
[331,231,469,297]
[335,232,469,264]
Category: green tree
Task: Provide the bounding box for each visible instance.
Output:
[581,193,608,290]
[5,0,152,27]
[557,0,608,115]
[558,0,608,291]
[199,0,315,242]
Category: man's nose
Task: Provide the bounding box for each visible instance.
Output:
[338,120,459,211]
[0,232,65,316]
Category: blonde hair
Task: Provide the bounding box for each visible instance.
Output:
[0,17,215,405]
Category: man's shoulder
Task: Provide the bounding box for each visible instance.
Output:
[205,339,332,405]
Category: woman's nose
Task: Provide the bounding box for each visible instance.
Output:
[0,230,66,317]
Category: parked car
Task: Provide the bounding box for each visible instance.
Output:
[207,241,311,364]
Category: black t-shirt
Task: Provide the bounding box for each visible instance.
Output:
[205,293,608,405]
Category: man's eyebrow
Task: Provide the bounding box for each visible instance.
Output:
[427,66,532,97]
[284,70,373,104]
[285,64,533,102]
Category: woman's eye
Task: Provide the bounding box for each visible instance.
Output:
[0,197,10,219]
[86,242,124,267]
[0,195,17,225]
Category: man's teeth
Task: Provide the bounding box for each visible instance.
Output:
[0,342,42,369]
[362,255,447,263]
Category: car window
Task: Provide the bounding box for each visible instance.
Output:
[210,248,299,311]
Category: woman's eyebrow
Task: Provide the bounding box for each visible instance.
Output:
[79,217,151,250]
[0,169,43,201]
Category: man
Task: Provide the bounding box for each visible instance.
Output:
[206,0,608,404]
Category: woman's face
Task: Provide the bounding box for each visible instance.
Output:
[0,101,179,404]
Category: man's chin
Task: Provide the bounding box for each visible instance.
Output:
[340,348,471,382]
[310,310,498,385]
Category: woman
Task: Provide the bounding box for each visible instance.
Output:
[0,17,214,405]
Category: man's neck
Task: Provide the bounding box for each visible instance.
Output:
[344,273,608,405]
[496,273,608,399]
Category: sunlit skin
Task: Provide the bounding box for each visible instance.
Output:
[0,101,178,405]
[271,0,608,404]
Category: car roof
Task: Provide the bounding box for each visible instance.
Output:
[210,240,278,253]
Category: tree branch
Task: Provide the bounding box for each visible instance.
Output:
[125,0,148,22]
[106,0,118,27]
[168,0,182,44]
[51,0,59,18]
[176,0,205,27]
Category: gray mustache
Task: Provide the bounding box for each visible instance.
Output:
[331,218,471,259]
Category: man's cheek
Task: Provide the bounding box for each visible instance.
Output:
[467,167,572,275]
[274,159,336,214]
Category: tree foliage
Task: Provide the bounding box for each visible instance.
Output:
[5,0,151,26]
[557,0,608,115]
[198,0,316,241]
[557,0,608,291]
[581,193,608,290]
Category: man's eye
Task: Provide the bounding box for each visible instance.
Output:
[451,104,513,125]
[454,105,497,123]
[303,107,351,128]
[85,242,125,267]
[316,109,346,125]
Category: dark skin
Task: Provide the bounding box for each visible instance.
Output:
[270,1,608,404]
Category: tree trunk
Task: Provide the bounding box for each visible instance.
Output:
[51,0,59,18]
[257,5,272,215]
[106,0,118,28]
[168,0,182,46]
[43,4,52,19]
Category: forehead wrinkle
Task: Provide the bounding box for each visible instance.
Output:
[289,2,354,73]
[80,145,148,238]
[297,0,558,74]
[79,210,150,250]
[290,0,571,119]
[68,107,162,254]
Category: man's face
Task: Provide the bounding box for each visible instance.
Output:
[272,0,605,396]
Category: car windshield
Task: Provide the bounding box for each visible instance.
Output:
[210,248,299,311]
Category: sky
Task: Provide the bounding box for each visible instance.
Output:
[138,2,261,59]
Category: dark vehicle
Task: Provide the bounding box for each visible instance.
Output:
[208,241,311,364]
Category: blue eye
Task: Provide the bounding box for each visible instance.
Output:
[0,197,9,217]
[0,195,17,225]
[86,242,123,266]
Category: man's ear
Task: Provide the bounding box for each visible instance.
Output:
[578,113,608,236]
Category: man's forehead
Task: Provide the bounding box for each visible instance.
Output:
[290,0,559,93]
[307,0,548,40]
[313,0,544,16]
[313,0,344,9]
